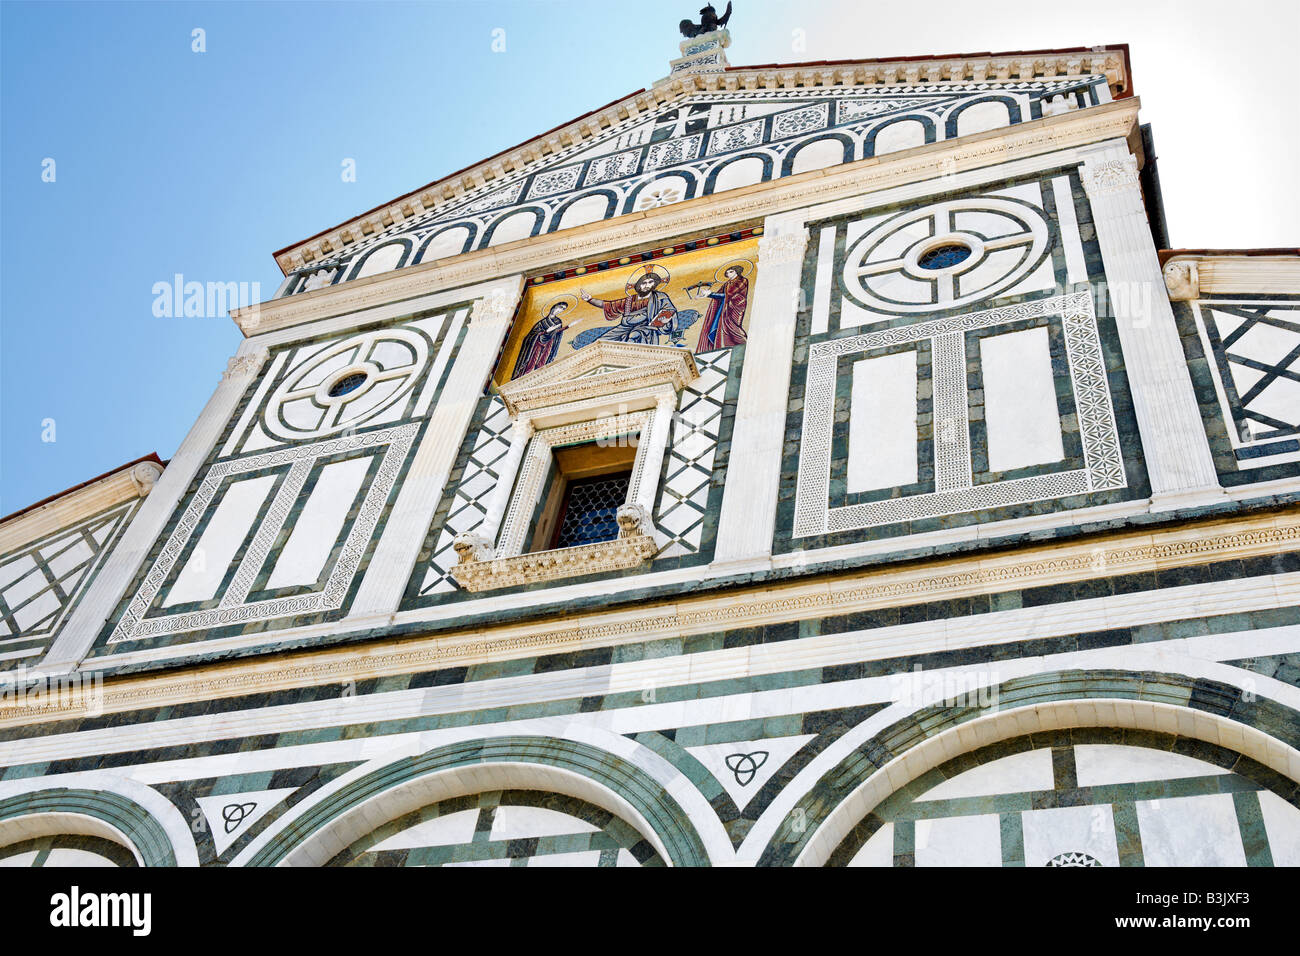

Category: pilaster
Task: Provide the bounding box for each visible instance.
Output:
[713,214,811,566]
[1080,143,1222,507]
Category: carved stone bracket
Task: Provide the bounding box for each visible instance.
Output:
[129,461,164,498]
[1163,260,1201,301]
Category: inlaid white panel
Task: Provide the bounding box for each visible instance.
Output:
[1074,745,1229,787]
[417,226,471,263]
[980,326,1064,472]
[354,242,406,279]
[371,808,479,851]
[955,100,1013,135]
[487,210,537,247]
[267,456,373,590]
[847,823,893,866]
[872,118,927,155]
[164,475,277,607]
[915,813,1001,867]
[526,850,603,867]
[917,748,1054,801]
[848,350,918,493]
[1136,794,1246,866]
[1257,790,1300,866]
[556,194,609,231]
[790,138,844,173]
[489,805,599,841]
[1022,804,1119,867]
[712,156,765,192]
[42,849,117,867]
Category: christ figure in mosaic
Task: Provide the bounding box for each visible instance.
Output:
[511,301,572,379]
[695,264,749,352]
[573,272,698,349]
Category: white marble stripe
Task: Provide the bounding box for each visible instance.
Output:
[3,575,1298,770]
[1052,174,1088,285]
[6,636,1299,869]
[810,224,836,335]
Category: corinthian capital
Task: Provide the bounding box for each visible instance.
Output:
[221,348,269,383]
[758,229,810,266]
[472,287,519,326]
[1083,156,1139,196]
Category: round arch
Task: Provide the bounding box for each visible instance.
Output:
[247,735,712,867]
[0,787,192,867]
[757,669,1300,866]
[623,170,698,214]
[781,134,854,176]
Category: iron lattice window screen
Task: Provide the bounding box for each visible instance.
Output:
[552,472,632,548]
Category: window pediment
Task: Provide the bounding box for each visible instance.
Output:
[498,342,699,418]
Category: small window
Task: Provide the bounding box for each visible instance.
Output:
[553,472,632,548]
[916,243,972,271]
[328,371,369,397]
[528,439,638,553]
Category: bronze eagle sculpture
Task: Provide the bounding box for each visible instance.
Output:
[680,2,732,38]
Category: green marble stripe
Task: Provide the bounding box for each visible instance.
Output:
[892,819,914,867]
[1232,790,1274,867]
[1111,802,1144,867]
[1000,811,1024,867]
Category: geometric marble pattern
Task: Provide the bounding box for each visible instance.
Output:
[833,738,1294,867]
[326,790,661,867]
[1191,299,1300,470]
[195,787,297,857]
[685,732,815,811]
[794,292,1125,536]
[283,78,1110,295]
[654,348,731,558]
[418,398,512,596]
[108,423,418,644]
[0,499,138,668]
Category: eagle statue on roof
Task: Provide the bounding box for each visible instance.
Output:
[680,2,732,38]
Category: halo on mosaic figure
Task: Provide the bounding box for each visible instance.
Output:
[714,258,755,283]
[541,292,578,316]
[625,263,671,290]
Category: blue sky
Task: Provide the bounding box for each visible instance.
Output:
[2,0,1295,514]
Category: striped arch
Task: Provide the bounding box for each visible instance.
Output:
[244,735,713,867]
[347,237,414,280]
[548,189,619,232]
[863,114,937,157]
[705,153,772,193]
[415,224,476,263]
[756,669,1300,867]
[943,95,1022,138]
[480,206,546,248]
[0,786,197,867]
[781,134,854,176]
[623,170,699,214]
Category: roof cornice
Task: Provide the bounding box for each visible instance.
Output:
[1161,252,1300,301]
[0,456,164,556]
[271,45,1131,277]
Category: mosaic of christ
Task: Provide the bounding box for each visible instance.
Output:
[494,237,757,387]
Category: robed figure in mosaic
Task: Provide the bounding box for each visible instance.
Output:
[574,268,698,349]
[511,300,572,379]
[694,263,750,352]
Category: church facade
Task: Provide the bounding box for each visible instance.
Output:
[2,26,1299,867]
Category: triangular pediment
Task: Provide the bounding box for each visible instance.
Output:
[498,341,698,416]
[274,47,1130,278]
